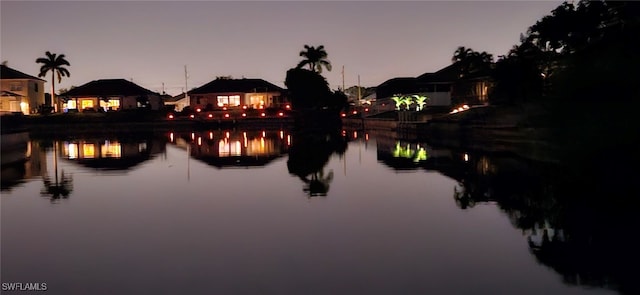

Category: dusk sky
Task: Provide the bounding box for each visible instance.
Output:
[1,1,562,96]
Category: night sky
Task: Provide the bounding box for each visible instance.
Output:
[1,1,562,95]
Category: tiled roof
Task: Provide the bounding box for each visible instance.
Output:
[189,78,284,94]
[0,65,45,81]
[60,79,158,97]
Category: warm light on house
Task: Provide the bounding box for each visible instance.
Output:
[83,144,96,159]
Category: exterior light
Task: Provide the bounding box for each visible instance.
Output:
[224,113,230,118]
[352,110,357,115]
[259,105,264,109]
[189,114,195,118]
[196,108,201,112]
[364,108,369,112]
[463,105,469,110]
[209,132,213,140]
[353,131,357,138]
[242,105,247,110]
[280,130,284,139]
[365,133,369,141]
[341,113,346,117]
[191,133,195,140]
[464,153,469,162]
[197,137,202,146]
[169,132,174,142]
[168,114,174,119]
[225,132,230,138]
[223,107,227,110]
[242,113,246,117]
[208,114,213,118]
[285,105,291,109]
[262,131,266,138]
[261,113,266,117]
[278,112,284,116]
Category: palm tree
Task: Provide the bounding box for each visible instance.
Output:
[36,51,70,112]
[297,45,332,73]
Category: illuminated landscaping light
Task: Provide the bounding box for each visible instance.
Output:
[189,114,195,118]
[222,107,227,110]
[242,113,247,117]
[364,108,369,112]
[278,112,284,116]
[224,113,230,118]
[261,113,266,117]
[463,105,470,110]
[242,105,247,109]
[208,114,213,118]
[168,114,174,119]
[341,113,346,117]
[285,105,291,109]
[352,110,357,114]
[196,108,201,112]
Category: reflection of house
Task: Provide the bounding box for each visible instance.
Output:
[0,65,46,114]
[171,130,290,168]
[188,77,286,110]
[59,138,164,170]
[59,79,163,112]
[1,137,47,191]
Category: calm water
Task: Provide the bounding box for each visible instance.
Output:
[1,128,636,295]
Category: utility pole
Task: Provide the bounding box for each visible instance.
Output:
[184,65,190,106]
[341,65,345,92]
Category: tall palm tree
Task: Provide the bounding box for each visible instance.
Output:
[297,45,332,73]
[36,51,70,112]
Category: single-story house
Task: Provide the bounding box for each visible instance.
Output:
[164,92,189,112]
[59,79,163,112]
[188,77,286,110]
[0,65,46,115]
[374,62,492,110]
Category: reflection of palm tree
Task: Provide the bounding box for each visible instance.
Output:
[297,45,332,73]
[41,142,73,202]
[287,127,347,197]
[41,171,73,201]
[302,169,334,197]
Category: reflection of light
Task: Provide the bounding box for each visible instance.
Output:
[209,132,213,140]
[353,131,357,139]
[191,133,195,140]
[169,133,174,142]
[262,131,266,138]
[197,137,202,146]
[365,133,369,141]
[280,130,284,139]
[243,132,247,138]
[68,143,78,159]
[287,135,291,146]
[102,140,122,158]
[260,137,265,148]
[225,132,230,138]
[464,153,469,162]
[83,144,95,159]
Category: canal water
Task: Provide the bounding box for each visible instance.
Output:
[1,128,635,295]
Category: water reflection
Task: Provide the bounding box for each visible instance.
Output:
[39,140,73,202]
[59,137,164,171]
[168,129,290,168]
[287,127,348,197]
[425,144,640,294]
[1,133,47,191]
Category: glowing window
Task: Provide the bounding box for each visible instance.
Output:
[81,100,94,109]
[67,100,77,109]
[82,144,95,158]
[66,143,78,159]
[229,95,241,106]
[217,96,229,107]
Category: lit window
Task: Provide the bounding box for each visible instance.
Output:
[218,140,241,157]
[82,144,95,158]
[81,100,94,109]
[217,96,229,107]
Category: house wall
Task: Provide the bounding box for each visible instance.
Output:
[190,91,283,110]
[424,92,451,107]
[0,79,45,114]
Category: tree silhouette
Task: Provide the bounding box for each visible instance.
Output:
[36,51,70,112]
[297,45,332,73]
